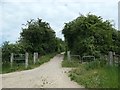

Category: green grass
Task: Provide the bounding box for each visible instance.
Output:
[69,62,119,88]
[2,53,57,74]
[62,55,119,88]
[62,55,80,67]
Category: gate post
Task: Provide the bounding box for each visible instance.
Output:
[10,53,13,68]
[33,53,35,64]
[25,52,28,68]
[34,53,36,64]
[34,52,38,64]
[67,51,71,60]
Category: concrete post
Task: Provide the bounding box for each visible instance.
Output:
[67,51,71,60]
[33,53,36,64]
[25,52,28,68]
[34,52,38,64]
[10,53,13,68]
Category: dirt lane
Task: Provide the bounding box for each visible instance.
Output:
[1,54,83,88]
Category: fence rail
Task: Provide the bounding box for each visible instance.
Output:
[67,51,120,66]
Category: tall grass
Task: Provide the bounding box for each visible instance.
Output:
[62,55,119,88]
[69,61,119,88]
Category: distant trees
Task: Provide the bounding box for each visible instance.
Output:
[62,14,120,56]
[55,37,65,53]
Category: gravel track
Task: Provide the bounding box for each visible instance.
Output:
[1,54,83,88]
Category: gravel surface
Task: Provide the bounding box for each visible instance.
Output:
[1,54,83,88]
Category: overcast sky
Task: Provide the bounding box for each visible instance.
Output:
[0,0,119,44]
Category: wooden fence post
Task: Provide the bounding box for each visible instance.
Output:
[10,53,13,68]
[25,52,28,68]
[67,51,71,60]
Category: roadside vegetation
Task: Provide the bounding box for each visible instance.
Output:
[62,13,120,88]
[62,14,120,56]
[69,61,119,88]
[62,55,119,88]
[1,13,119,88]
[62,55,80,67]
[2,53,56,74]
[1,18,65,74]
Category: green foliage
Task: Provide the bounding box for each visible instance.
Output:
[1,18,65,74]
[62,55,80,67]
[62,54,119,88]
[2,18,65,65]
[69,64,119,88]
[114,31,120,54]
[2,41,24,63]
[62,14,119,56]
[20,18,62,54]
[55,37,65,53]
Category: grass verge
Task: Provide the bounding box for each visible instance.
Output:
[62,55,119,88]
[2,53,57,74]
[69,62,119,88]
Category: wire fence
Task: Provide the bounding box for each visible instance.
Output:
[67,51,120,66]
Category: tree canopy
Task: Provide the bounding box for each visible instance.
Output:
[19,18,60,54]
[2,18,65,63]
[62,14,120,56]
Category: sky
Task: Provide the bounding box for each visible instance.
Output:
[119,1,120,30]
[0,0,119,45]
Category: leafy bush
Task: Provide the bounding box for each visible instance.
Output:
[20,18,64,54]
[2,41,24,63]
[1,18,65,73]
[62,14,120,56]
